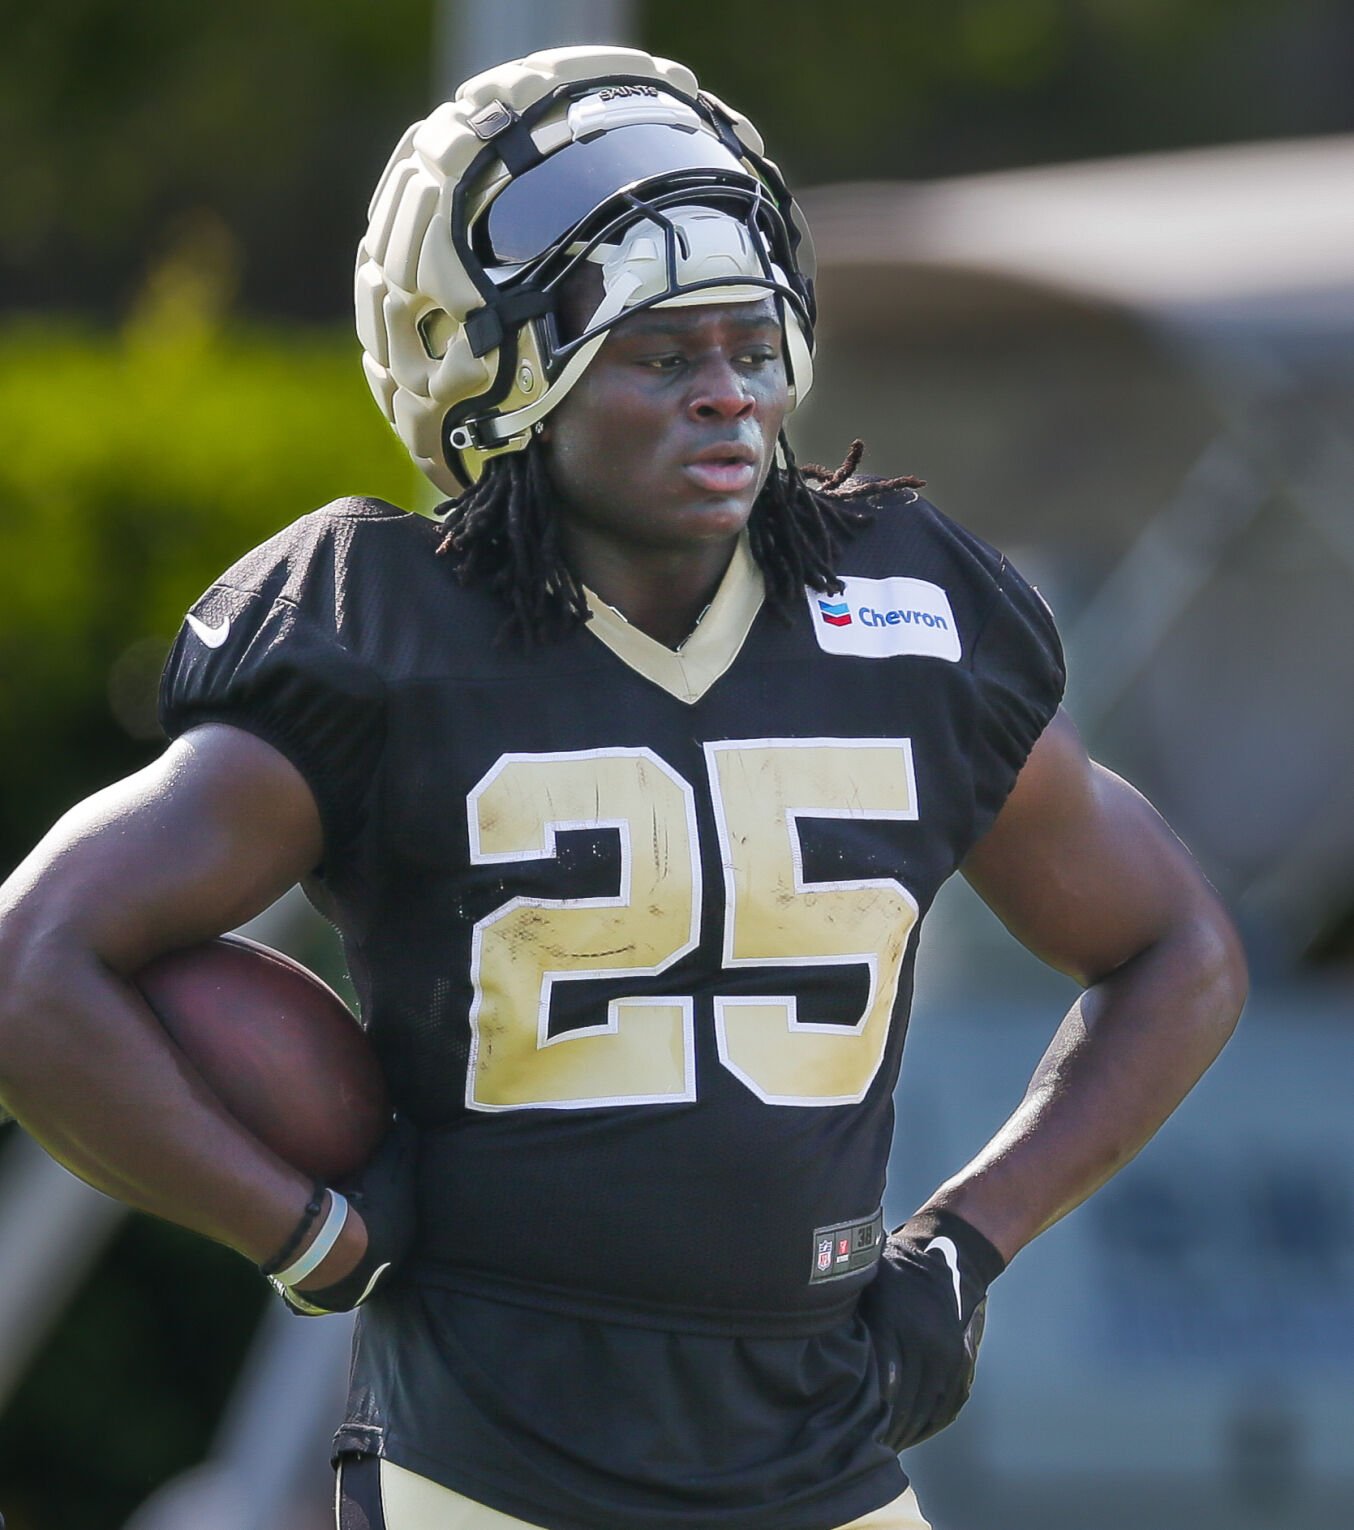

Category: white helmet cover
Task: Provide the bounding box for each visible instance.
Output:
[354,45,816,495]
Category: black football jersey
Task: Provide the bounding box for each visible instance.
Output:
[160,489,1063,1529]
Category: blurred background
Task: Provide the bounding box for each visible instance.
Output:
[1,1,1352,1526]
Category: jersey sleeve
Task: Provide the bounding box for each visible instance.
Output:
[158,524,386,860]
[967,554,1066,836]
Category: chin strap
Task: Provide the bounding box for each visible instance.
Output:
[475,332,610,447]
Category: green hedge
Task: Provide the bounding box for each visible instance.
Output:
[0,312,428,869]
[0,312,428,1525]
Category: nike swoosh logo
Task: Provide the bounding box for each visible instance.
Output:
[355,1262,392,1307]
[924,1235,964,1320]
[186,611,232,648]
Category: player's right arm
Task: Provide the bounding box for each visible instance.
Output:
[0,723,367,1287]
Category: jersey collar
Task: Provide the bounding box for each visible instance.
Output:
[582,534,765,704]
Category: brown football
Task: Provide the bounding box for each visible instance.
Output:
[134,933,388,1181]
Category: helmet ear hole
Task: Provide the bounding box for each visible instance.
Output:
[418,309,456,360]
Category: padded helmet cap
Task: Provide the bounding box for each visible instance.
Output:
[354,45,815,495]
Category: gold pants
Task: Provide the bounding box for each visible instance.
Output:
[354,1459,933,1530]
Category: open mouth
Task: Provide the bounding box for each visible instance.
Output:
[684,458,758,494]
[684,444,759,495]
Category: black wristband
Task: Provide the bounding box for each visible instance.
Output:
[894,1207,1007,1288]
[258,1182,327,1277]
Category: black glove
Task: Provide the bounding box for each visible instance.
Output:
[859,1207,1006,1451]
[274,1115,418,1316]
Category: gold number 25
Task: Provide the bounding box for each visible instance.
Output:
[466,740,918,1111]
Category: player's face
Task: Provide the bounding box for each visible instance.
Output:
[541,296,790,565]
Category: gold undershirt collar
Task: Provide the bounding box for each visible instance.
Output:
[582,534,766,704]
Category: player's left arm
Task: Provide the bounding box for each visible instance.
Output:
[930,706,1247,1263]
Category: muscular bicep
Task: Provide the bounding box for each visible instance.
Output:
[2,724,324,973]
[962,710,1224,986]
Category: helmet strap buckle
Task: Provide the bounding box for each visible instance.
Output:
[447,420,490,453]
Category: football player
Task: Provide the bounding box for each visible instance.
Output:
[0,45,1245,1530]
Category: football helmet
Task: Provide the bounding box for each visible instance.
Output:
[355,45,816,495]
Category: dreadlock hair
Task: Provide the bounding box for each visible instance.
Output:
[435,435,923,647]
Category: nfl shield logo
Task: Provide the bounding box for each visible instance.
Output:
[817,1238,833,1273]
